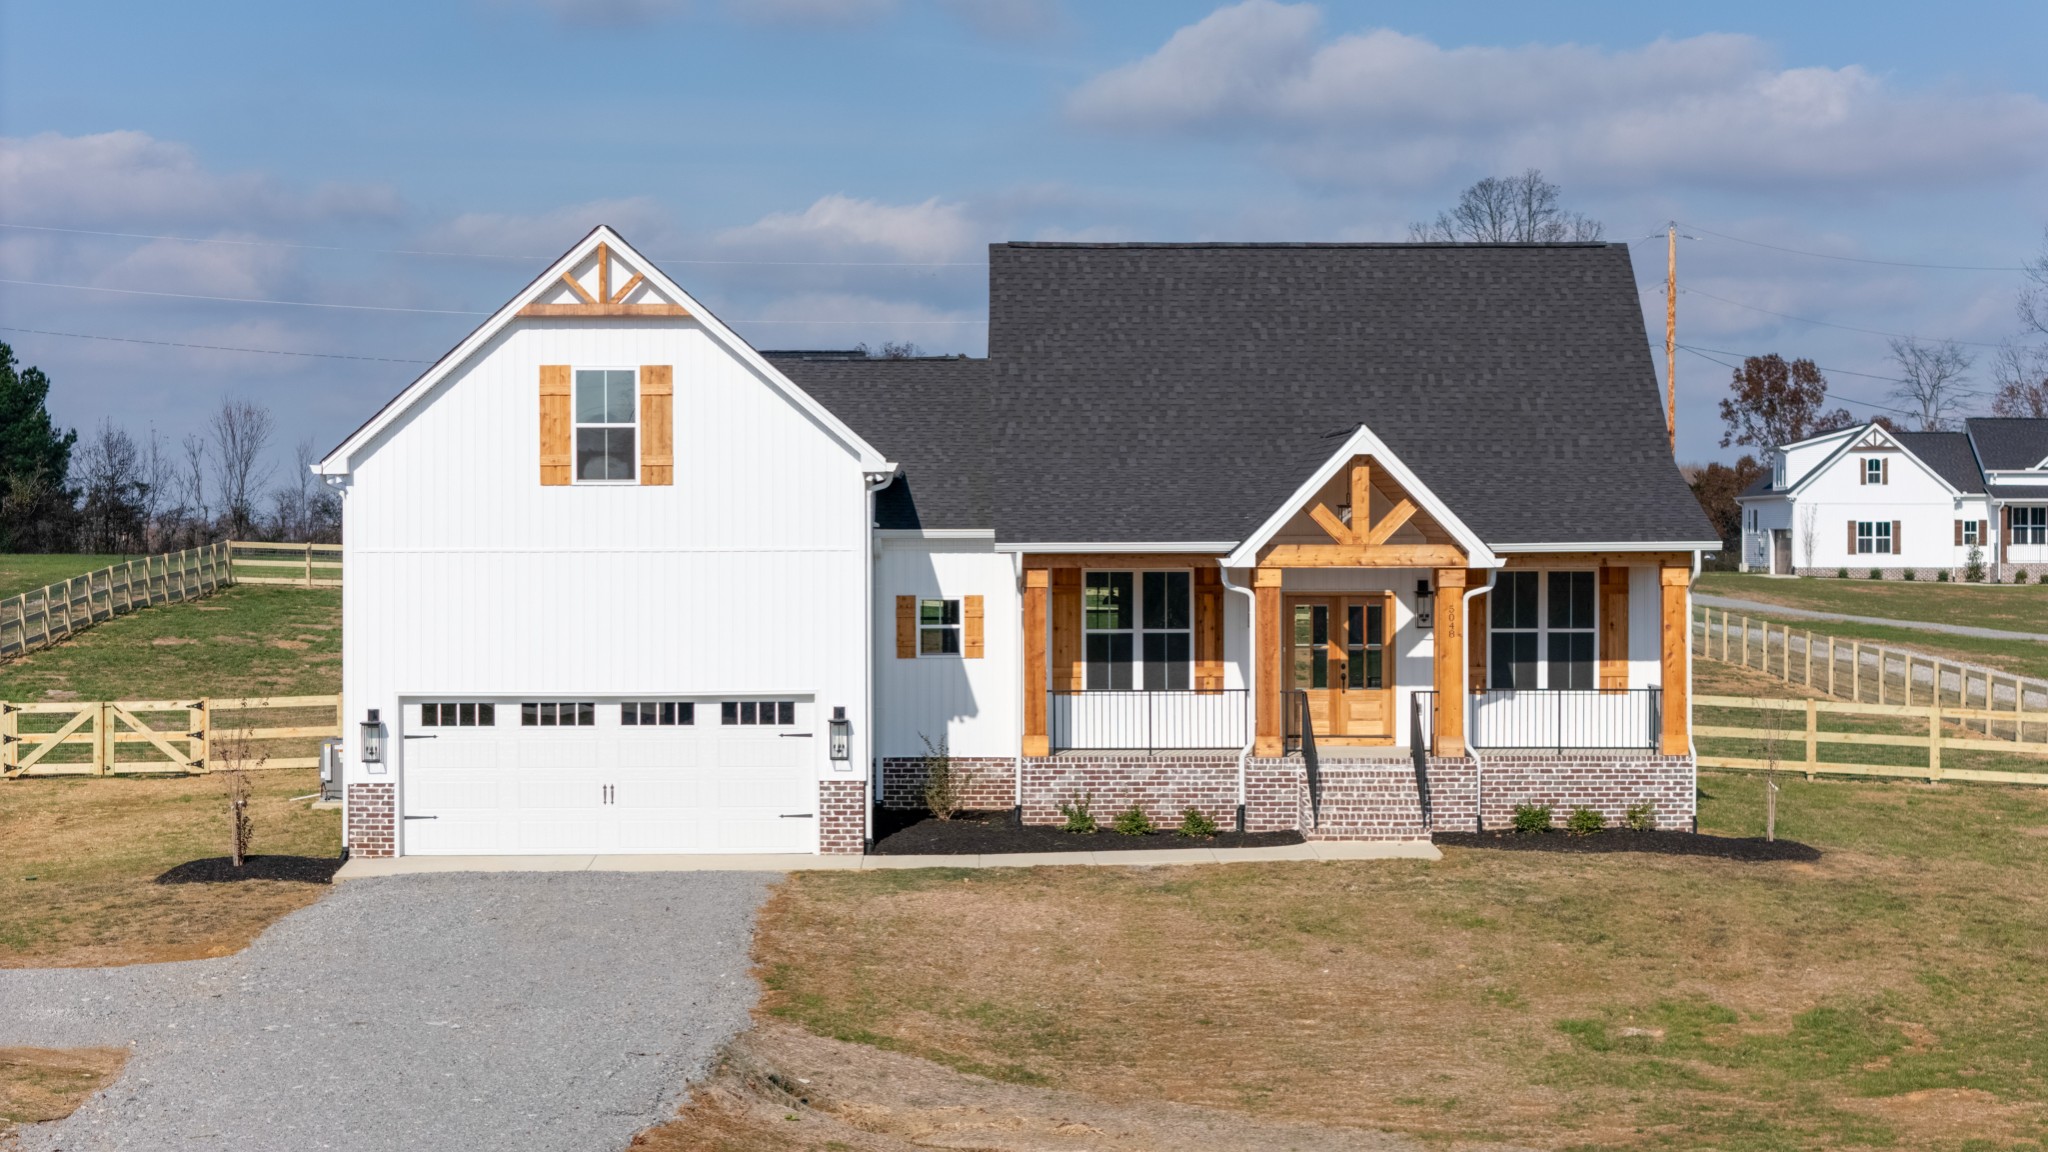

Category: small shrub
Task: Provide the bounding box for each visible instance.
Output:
[1965,545,1985,583]
[918,734,972,821]
[2018,569,2033,585]
[1868,568,1883,580]
[1112,805,1154,836]
[1936,569,1950,582]
[1623,802,1656,831]
[1177,807,1219,838]
[1511,803,1553,834]
[1835,567,1848,579]
[1566,807,1606,836]
[1902,568,1916,580]
[1059,792,1097,834]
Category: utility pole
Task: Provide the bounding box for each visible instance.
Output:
[1666,223,1677,456]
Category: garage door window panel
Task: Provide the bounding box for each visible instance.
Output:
[421,702,495,726]
[622,701,695,726]
[523,701,596,726]
[722,700,796,726]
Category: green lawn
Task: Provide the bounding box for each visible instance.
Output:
[0,555,140,601]
[1698,570,2048,635]
[1704,603,2048,683]
[0,585,340,703]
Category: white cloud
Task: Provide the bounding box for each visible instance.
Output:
[712,193,980,264]
[426,197,677,258]
[729,290,985,354]
[1067,2,2048,191]
[0,130,401,227]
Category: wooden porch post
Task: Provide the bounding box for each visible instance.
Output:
[1660,561,1692,755]
[1432,568,1468,757]
[1022,568,1049,757]
[1254,567,1284,757]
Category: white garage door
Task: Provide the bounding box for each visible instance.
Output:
[399,698,819,855]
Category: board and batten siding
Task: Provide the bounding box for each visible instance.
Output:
[873,539,1019,759]
[336,318,874,808]
[1758,441,1988,571]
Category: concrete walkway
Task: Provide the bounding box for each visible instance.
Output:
[336,840,1439,879]
[1695,594,2048,644]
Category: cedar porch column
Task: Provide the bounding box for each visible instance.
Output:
[1659,561,1691,755]
[1432,567,1468,756]
[1253,567,1284,757]
[1022,568,1049,757]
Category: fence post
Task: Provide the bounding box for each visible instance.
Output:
[304,542,314,588]
[1852,642,1861,701]
[2020,677,2028,743]
[96,700,112,775]
[1804,630,1812,687]
[194,698,210,772]
[1928,702,1943,783]
[1,703,14,775]
[1741,615,1749,668]
[1905,656,1913,708]
[1804,698,1818,776]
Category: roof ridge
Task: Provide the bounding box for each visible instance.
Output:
[996,241,1622,251]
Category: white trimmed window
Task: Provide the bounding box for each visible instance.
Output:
[2018,508,2047,545]
[1864,458,1885,485]
[1963,521,1982,547]
[421,702,495,726]
[1083,570,1191,690]
[574,369,637,482]
[1489,570,1595,691]
[1856,522,1893,554]
[919,599,961,655]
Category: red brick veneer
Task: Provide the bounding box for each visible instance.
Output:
[1018,754,1239,827]
[818,779,868,854]
[345,781,395,858]
[877,756,1017,811]
[1466,753,1695,831]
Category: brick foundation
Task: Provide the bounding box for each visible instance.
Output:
[1789,565,2044,584]
[1019,753,1239,827]
[1417,755,1479,833]
[345,781,395,858]
[1307,760,1431,841]
[878,755,1017,811]
[1244,757,1306,832]
[818,778,868,854]
[1460,752,1695,831]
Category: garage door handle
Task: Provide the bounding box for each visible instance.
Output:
[779,733,812,738]
[780,813,814,819]
[403,815,437,820]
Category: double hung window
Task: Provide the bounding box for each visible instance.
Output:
[574,369,636,482]
[1083,571,1190,690]
[2017,508,2047,546]
[1856,522,1894,554]
[1864,458,1886,485]
[919,599,961,655]
[1489,570,1597,690]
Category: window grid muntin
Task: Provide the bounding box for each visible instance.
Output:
[573,368,637,483]
[1856,521,1894,554]
[919,598,961,656]
[2018,508,2047,546]
[1083,570,1190,691]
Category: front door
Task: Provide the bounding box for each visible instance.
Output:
[1772,530,1792,575]
[1287,594,1396,742]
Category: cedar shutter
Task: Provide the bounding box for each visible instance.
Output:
[1598,566,1629,692]
[1050,569,1083,691]
[895,595,916,659]
[1883,458,1890,484]
[1955,520,1964,547]
[2006,506,2014,546]
[963,595,985,659]
[1847,520,1857,555]
[1859,462,1867,485]
[1467,591,1488,693]
[1893,520,1903,555]
[1193,568,1224,691]
[639,364,673,485]
[539,365,572,485]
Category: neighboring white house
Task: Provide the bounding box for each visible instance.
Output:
[320,228,1717,860]
[1734,422,1992,577]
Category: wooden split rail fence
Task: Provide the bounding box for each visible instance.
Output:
[1,695,343,777]
[0,544,231,660]
[1692,607,2048,742]
[1695,694,2048,787]
[228,540,342,588]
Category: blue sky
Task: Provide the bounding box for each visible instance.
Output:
[4,0,2047,473]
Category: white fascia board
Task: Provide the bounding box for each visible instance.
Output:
[1493,541,1720,553]
[994,542,1238,554]
[317,225,893,475]
[878,529,996,540]
[1221,424,1497,569]
[1776,425,1860,454]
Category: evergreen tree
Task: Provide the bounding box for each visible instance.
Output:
[0,343,79,551]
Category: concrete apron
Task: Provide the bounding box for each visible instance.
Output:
[336,840,1440,879]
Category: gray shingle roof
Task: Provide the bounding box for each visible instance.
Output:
[985,242,1714,547]
[1965,417,2048,471]
[1894,431,1985,493]
[763,354,989,530]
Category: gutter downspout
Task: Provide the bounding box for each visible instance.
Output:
[1689,548,1702,832]
[1220,563,1256,832]
[1011,549,1025,824]
[862,470,897,853]
[1461,568,1498,833]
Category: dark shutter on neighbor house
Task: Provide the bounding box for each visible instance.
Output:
[1955,520,1964,546]
[1847,520,1857,554]
[1882,458,1890,484]
[1893,521,1903,555]
[1980,519,1989,546]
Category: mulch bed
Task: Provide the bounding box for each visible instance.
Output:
[870,809,1304,855]
[155,855,344,884]
[1435,829,1820,862]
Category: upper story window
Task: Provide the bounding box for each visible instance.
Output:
[575,369,637,482]
[1083,570,1190,690]
[1863,457,1887,485]
[920,599,961,655]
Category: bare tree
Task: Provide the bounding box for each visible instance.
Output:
[209,399,274,539]
[179,433,210,544]
[1799,504,1819,573]
[1888,336,1975,431]
[1408,169,1604,243]
[138,427,174,551]
[1991,342,2048,418]
[72,420,147,553]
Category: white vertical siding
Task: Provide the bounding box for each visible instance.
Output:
[338,318,873,817]
[872,540,1019,758]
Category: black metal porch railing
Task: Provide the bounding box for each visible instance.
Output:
[1409,689,1434,827]
[1046,689,1249,754]
[1468,688,1662,752]
[1284,689,1321,828]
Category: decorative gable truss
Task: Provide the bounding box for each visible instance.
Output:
[519,241,691,318]
[1267,454,1467,567]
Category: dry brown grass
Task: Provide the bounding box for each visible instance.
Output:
[0,1046,126,1143]
[0,769,339,967]
[750,774,2048,1151]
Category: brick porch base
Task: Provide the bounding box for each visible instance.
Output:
[345,781,395,858]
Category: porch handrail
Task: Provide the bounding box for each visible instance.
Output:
[1468,687,1661,752]
[1287,689,1322,828]
[1409,690,1434,828]
[1046,688,1248,754]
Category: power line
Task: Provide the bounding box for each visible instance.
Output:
[0,222,991,268]
[1679,221,2031,273]
[1677,345,1921,417]
[1677,285,2012,348]
[0,325,433,363]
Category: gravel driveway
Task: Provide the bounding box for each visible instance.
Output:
[0,871,774,1152]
